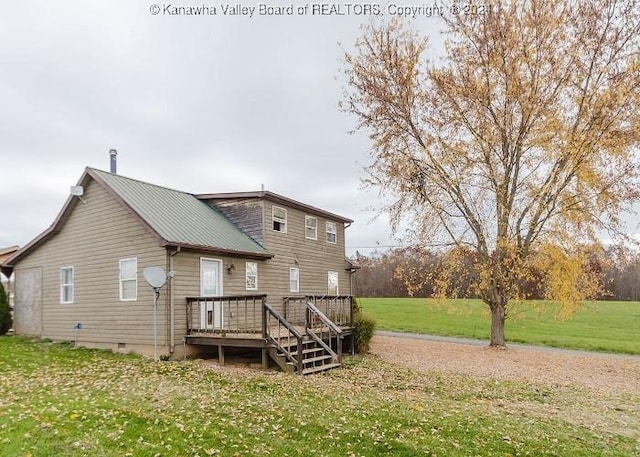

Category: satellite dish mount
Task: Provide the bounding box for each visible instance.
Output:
[70,186,87,204]
[143,267,168,361]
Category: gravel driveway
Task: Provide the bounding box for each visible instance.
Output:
[370,333,640,394]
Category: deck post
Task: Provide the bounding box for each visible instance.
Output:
[218,345,225,366]
[261,296,269,369]
[304,300,310,331]
[296,338,304,375]
[186,299,191,334]
[261,297,267,339]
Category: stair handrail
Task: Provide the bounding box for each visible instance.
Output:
[263,303,304,372]
[306,328,339,363]
[306,301,343,335]
[306,300,343,362]
[264,303,304,338]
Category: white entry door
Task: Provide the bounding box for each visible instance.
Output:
[200,300,222,331]
[200,258,223,330]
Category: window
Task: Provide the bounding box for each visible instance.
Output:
[326,221,337,244]
[246,262,258,290]
[289,267,299,293]
[272,206,287,233]
[201,258,223,296]
[305,216,317,240]
[60,267,74,303]
[119,258,137,301]
[328,271,339,295]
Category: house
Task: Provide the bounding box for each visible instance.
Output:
[0,246,19,266]
[0,167,356,374]
[0,246,19,310]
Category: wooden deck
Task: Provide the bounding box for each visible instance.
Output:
[185,295,355,374]
[186,325,354,345]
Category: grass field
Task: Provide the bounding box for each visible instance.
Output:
[358,298,640,354]
[1,337,638,456]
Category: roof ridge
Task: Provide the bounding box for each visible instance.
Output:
[198,190,354,224]
[88,167,197,197]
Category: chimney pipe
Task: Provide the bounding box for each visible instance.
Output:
[109,149,117,174]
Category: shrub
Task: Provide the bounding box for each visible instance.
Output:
[0,281,12,336]
[352,296,361,313]
[353,311,376,354]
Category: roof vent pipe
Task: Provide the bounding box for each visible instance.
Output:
[109,149,117,174]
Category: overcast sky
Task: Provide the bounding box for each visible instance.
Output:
[2,1,444,255]
[2,2,637,258]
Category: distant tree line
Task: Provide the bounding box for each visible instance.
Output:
[351,244,640,301]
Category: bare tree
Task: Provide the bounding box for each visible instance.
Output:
[343,0,640,346]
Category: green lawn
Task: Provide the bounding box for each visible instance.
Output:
[359,298,640,354]
[0,337,638,456]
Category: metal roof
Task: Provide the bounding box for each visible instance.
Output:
[90,169,272,258]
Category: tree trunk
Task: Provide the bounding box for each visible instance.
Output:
[489,301,506,347]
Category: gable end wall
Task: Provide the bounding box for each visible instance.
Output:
[261,201,351,307]
[11,179,168,351]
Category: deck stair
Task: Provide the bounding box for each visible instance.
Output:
[263,301,343,375]
[268,336,340,374]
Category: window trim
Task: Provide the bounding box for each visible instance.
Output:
[60,266,74,304]
[328,271,339,296]
[200,257,224,297]
[326,221,337,244]
[272,206,287,233]
[119,258,138,301]
[305,215,318,240]
[246,261,258,291]
[289,267,300,293]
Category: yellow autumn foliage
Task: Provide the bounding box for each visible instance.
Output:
[530,244,605,319]
[343,0,640,345]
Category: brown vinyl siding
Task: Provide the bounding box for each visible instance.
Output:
[12,179,168,346]
[261,201,351,306]
[171,251,253,298]
[171,198,351,331]
[203,196,352,307]
[171,250,266,334]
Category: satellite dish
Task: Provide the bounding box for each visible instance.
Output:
[143,266,167,289]
[70,186,84,196]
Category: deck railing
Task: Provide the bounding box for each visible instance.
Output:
[305,295,353,327]
[281,296,308,326]
[283,295,353,327]
[186,294,353,336]
[186,295,267,335]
